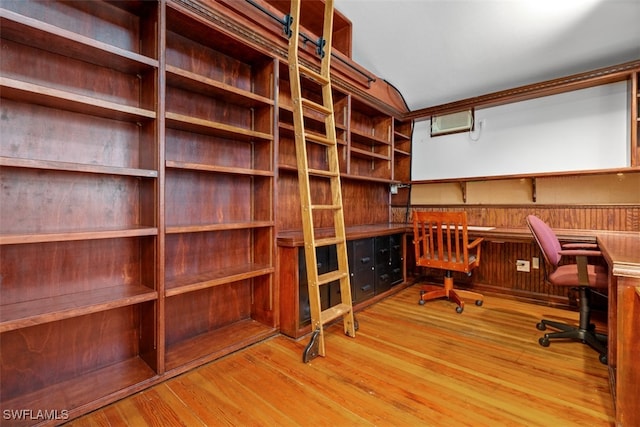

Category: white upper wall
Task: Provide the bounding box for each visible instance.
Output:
[411,81,629,180]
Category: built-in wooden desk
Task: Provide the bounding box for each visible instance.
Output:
[596,232,640,427]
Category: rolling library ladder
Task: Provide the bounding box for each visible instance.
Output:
[287,0,357,363]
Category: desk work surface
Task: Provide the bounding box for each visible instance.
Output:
[595,232,640,278]
[425,225,496,232]
[463,226,600,243]
[467,226,496,231]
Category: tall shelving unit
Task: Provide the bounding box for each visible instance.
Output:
[162,3,277,374]
[0,0,161,419]
[0,0,410,422]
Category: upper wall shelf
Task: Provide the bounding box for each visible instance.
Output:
[411,166,640,185]
[411,168,640,205]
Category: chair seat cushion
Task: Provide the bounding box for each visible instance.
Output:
[549,263,608,288]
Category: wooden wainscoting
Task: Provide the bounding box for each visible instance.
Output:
[67,286,613,426]
[393,205,640,232]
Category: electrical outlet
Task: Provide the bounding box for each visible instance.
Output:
[532,257,539,269]
[516,259,530,272]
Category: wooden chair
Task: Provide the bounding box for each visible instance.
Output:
[413,210,484,313]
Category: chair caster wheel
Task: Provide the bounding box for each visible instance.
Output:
[475,300,483,306]
[599,353,608,365]
[536,322,546,331]
[539,336,550,347]
[456,306,463,314]
[418,299,425,305]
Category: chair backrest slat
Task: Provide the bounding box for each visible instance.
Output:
[413,211,475,273]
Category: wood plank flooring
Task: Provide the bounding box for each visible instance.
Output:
[67,285,614,426]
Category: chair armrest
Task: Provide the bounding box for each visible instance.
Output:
[559,250,602,286]
[558,249,602,257]
[562,242,599,250]
[558,249,602,286]
[467,237,484,249]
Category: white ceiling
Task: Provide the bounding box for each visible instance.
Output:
[334,0,640,111]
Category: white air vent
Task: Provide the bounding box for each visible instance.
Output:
[431,110,474,136]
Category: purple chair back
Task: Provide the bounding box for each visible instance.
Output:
[526,215,562,267]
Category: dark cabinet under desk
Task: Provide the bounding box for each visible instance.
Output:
[298,245,336,324]
[348,238,376,303]
[279,225,409,339]
[375,234,404,295]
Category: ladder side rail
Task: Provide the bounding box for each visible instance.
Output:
[288,0,323,339]
[319,0,355,338]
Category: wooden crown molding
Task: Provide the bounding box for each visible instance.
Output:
[405,59,640,122]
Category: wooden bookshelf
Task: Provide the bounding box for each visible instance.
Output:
[0,1,409,424]
[162,1,277,375]
[0,2,161,423]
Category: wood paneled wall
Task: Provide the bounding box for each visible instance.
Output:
[393,205,639,231]
[277,173,389,231]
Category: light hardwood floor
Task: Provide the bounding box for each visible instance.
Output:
[67,285,614,426]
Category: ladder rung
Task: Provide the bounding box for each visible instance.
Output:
[301,98,331,115]
[321,303,352,324]
[299,64,330,86]
[304,132,335,146]
[317,270,348,286]
[311,204,341,211]
[308,168,339,178]
[315,237,345,248]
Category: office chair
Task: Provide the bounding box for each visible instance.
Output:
[526,215,608,364]
[413,210,484,313]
